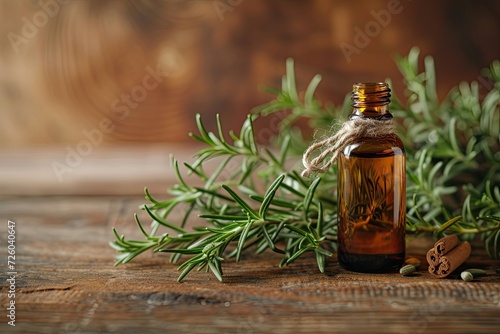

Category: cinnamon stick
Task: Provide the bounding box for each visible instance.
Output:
[428,263,438,275]
[434,234,459,256]
[426,234,459,270]
[426,248,440,267]
[434,241,471,278]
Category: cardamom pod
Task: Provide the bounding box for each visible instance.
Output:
[461,271,474,282]
[399,264,416,276]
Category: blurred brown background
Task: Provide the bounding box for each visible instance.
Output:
[1,0,499,147]
[0,0,498,194]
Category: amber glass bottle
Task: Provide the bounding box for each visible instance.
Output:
[337,82,406,272]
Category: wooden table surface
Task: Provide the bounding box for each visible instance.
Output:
[1,195,499,334]
[0,147,499,334]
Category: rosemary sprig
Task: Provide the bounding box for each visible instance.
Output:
[111,47,500,281]
[111,110,336,282]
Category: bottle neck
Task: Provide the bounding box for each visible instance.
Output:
[350,105,392,119]
[350,82,392,120]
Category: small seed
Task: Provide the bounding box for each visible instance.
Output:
[404,257,421,268]
[461,271,474,282]
[464,269,487,276]
[400,264,416,276]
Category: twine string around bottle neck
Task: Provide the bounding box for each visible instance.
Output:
[301,116,395,177]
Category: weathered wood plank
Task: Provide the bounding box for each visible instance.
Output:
[1,196,499,333]
[0,145,197,196]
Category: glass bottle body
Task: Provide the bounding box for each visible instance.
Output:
[337,133,406,272]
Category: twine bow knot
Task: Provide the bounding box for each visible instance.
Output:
[301,118,395,177]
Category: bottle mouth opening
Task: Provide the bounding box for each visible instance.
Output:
[351,82,391,107]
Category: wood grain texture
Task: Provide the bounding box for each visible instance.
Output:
[1,0,499,147]
[0,145,197,196]
[0,196,499,333]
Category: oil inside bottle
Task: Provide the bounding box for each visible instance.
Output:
[337,140,406,272]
